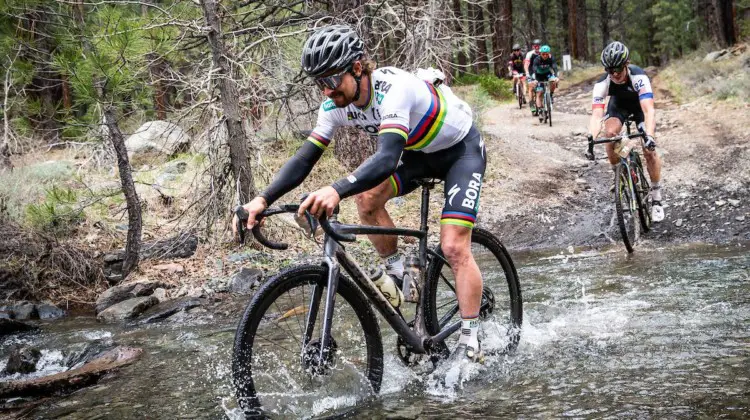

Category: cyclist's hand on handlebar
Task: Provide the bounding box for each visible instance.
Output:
[298,186,340,219]
[233,196,267,235]
[644,135,657,151]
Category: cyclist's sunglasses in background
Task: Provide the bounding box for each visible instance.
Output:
[315,66,351,90]
[606,65,626,74]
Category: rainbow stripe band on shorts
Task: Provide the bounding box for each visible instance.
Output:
[389,173,403,197]
[440,211,476,229]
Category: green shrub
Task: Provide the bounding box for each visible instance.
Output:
[25,186,85,236]
[454,72,513,101]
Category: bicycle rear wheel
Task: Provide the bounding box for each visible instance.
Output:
[633,153,652,232]
[517,82,523,109]
[233,265,383,418]
[423,228,523,358]
[615,163,639,253]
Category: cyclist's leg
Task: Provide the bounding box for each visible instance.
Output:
[354,151,428,257]
[535,82,544,109]
[435,125,486,354]
[604,98,627,166]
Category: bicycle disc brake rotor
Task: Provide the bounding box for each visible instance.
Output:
[301,337,338,376]
[396,321,424,366]
[479,287,496,319]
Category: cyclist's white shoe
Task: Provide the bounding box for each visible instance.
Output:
[651,201,665,222]
[447,343,485,364]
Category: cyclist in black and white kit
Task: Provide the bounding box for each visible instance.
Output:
[235,25,488,363]
[524,39,542,115]
[587,41,665,222]
[508,44,527,104]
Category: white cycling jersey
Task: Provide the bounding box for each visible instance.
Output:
[591,65,654,109]
[307,67,473,154]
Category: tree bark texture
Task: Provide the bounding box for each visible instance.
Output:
[102,104,141,279]
[708,0,737,46]
[201,0,255,204]
[452,0,468,75]
[568,0,589,60]
[599,0,610,50]
[560,0,571,54]
[471,2,490,73]
[526,0,539,40]
[489,0,513,77]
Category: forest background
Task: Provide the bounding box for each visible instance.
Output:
[0,0,747,305]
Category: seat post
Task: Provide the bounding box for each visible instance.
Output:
[419,184,431,232]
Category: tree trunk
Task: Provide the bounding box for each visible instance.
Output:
[200,0,255,204]
[471,2,490,73]
[452,0,468,75]
[526,0,538,40]
[708,0,737,46]
[560,0,570,54]
[489,0,513,77]
[568,0,589,60]
[539,2,549,43]
[599,0,610,50]
[102,103,141,278]
[575,0,589,60]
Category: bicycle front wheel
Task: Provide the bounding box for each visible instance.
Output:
[232,265,383,418]
[517,83,523,109]
[423,228,523,357]
[546,91,553,127]
[633,153,652,232]
[615,163,640,253]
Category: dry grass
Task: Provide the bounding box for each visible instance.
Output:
[658,49,750,104]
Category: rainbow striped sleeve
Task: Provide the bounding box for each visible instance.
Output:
[379,124,409,141]
[440,211,476,229]
[307,131,331,150]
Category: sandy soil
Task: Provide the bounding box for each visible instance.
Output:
[478,73,750,251]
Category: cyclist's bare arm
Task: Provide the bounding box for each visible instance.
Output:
[639,98,656,137]
[589,106,606,138]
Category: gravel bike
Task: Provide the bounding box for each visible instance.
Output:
[231,179,522,417]
[535,81,553,126]
[513,73,527,109]
[587,118,653,253]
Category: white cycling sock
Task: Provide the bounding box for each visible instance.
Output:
[651,181,662,202]
[458,316,480,349]
[383,251,404,279]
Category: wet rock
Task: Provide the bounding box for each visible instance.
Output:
[97,296,158,323]
[675,219,684,227]
[36,303,65,320]
[96,281,165,314]
[728,199,740,207]
[0,319,38,337]
[133,297,202,325]
[12,302,38,321]
[230,267,262,295]
[575,178,587,184]
[152,288,168,302]
[737,215,746,222]
[715,200,726,206]
[0,346,142,399]
[3,345,42,375]
[63,341,117,369]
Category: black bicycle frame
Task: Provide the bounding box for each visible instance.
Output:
[305,182,465,363]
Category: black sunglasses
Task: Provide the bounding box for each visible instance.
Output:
[606,65,626,74]
[314,67,351,90]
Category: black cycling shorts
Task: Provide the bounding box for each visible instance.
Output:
[388,124,486,229]
[532,73,555,83]
[606,96,645,124]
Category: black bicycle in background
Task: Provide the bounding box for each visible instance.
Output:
[587,118,653,253]
[513,73,527,109]
[232,179,522,418]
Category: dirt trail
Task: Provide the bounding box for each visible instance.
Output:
[479,74,749,251]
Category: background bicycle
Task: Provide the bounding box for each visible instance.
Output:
[587,118,653,253]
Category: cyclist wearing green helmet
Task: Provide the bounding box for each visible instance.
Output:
[528,44,559,116]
